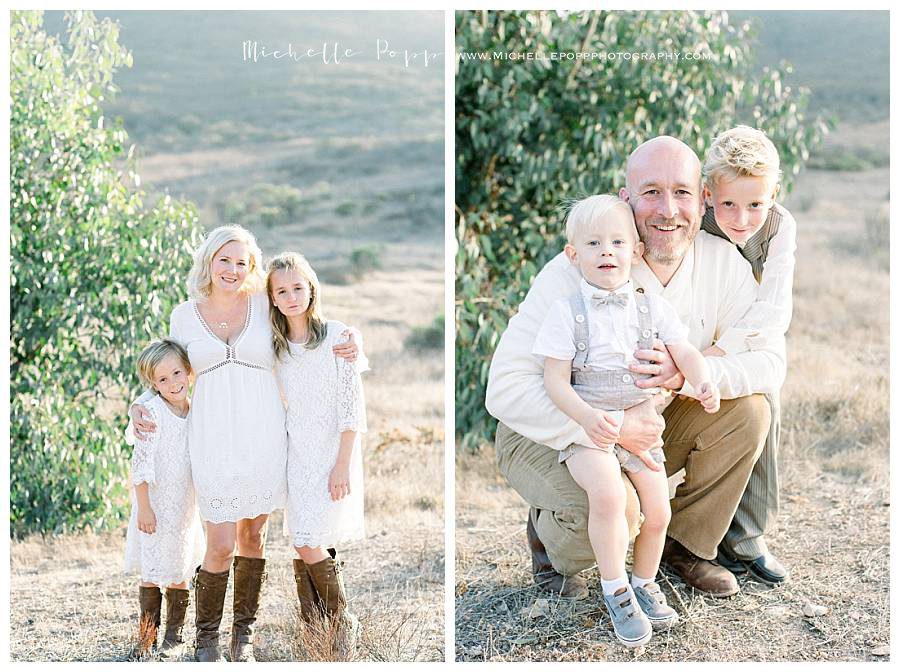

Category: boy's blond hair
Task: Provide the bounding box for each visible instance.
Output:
[137,339,192,389]
[703,125,782,188]
[564,194,638,244]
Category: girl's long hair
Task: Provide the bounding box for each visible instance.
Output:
[266,252,327,361]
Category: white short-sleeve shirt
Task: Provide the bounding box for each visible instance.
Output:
[532,278,689,368]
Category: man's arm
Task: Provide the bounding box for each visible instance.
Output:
[685,242,786,398]
[484,253,601,450]
[634,238,786,399]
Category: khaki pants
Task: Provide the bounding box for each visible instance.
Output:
[495,394,770,576]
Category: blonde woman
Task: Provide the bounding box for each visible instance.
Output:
[128,225,359,662]
[267,252,366,658]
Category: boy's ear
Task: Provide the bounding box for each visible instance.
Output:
[633,240,645,259]
[702,184,712,207]
[564,243,578,265]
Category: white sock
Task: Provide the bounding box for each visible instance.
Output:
[631,573,655,590]
[601,575,629,596]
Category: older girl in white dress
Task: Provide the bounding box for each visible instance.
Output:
[128,226,360,662]
[267,252,366,658]
[124,339,203,658]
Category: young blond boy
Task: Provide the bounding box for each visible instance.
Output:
[532,195,719,647]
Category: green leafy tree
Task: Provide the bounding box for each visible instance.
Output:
[455,10,829,451]
[10,10,202,535]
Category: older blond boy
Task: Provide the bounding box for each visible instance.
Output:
[700,125,797,584]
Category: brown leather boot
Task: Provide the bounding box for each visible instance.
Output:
[527,508,588,599]
[661,538,739,597]
[293,558,323,624]
[306,549,360,660]
[159,587,190,658]
[231,556,267,662]
[193,565,230,662]
[136,586,162,657]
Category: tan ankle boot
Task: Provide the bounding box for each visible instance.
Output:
[159,587,190,658]
[292,558,322,624]
[231,556,267,662]
[193,565,230,662]
[306,549,359,660]
[136,586,162,657]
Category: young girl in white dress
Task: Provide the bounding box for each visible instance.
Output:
[267,252,366,658]
[124,339,204,658]
[700,125,796,582]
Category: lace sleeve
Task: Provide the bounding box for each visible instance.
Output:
[131,406,159,485]
[336,342,367,434]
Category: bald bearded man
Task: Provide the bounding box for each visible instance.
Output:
[486,136,784,597]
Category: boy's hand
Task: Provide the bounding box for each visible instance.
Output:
[130,404,156,440]
[328,461,351,501]
[333,330,358,362]
[138,506,157,534]
[635,449,663,472]
[577,408,620,448]
[697,382,720,413]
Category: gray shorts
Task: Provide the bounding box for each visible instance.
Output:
[559,442,666,474]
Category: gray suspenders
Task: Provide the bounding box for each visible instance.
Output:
[568,289,656,373]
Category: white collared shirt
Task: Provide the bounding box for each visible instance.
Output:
[531,278,688,368]
[485,231,787,451]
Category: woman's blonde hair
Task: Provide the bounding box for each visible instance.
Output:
[703,125,783,188]
[564,194,638,244]
[266,252,327,360]
[136,339,192,389]
[186,224,266,300]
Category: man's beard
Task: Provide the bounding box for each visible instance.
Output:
[639,216,699,264]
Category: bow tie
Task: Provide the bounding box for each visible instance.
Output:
[591,292,629,309]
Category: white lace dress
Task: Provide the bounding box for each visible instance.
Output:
[124,395,204,586]
[277,320,366,549]
[169,291,288,523]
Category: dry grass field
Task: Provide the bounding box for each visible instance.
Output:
[10,12,445,662]
[455,120,890,662]
[9,187,445,663]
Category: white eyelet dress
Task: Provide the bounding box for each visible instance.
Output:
[124,395,204,586]
[276,320,366,549]
[169,291,288,523]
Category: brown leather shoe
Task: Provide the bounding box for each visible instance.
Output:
[661,538,739,598]
[527,509,588,599]
[136,585,162,657]
[306,549,359,660]
[231,556,267,662]
[293,558,323,624]
[160,587,190,658]
[193,565,229,662]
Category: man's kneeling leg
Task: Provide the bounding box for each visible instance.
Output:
[495,423,640,593]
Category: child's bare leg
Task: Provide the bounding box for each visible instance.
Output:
[566,448,628,581]
[140,581,159,588]
[166,581,188,590]
[295,545,329,564]
[626,465,671,581]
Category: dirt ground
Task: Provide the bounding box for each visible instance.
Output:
[454,122,891,662]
